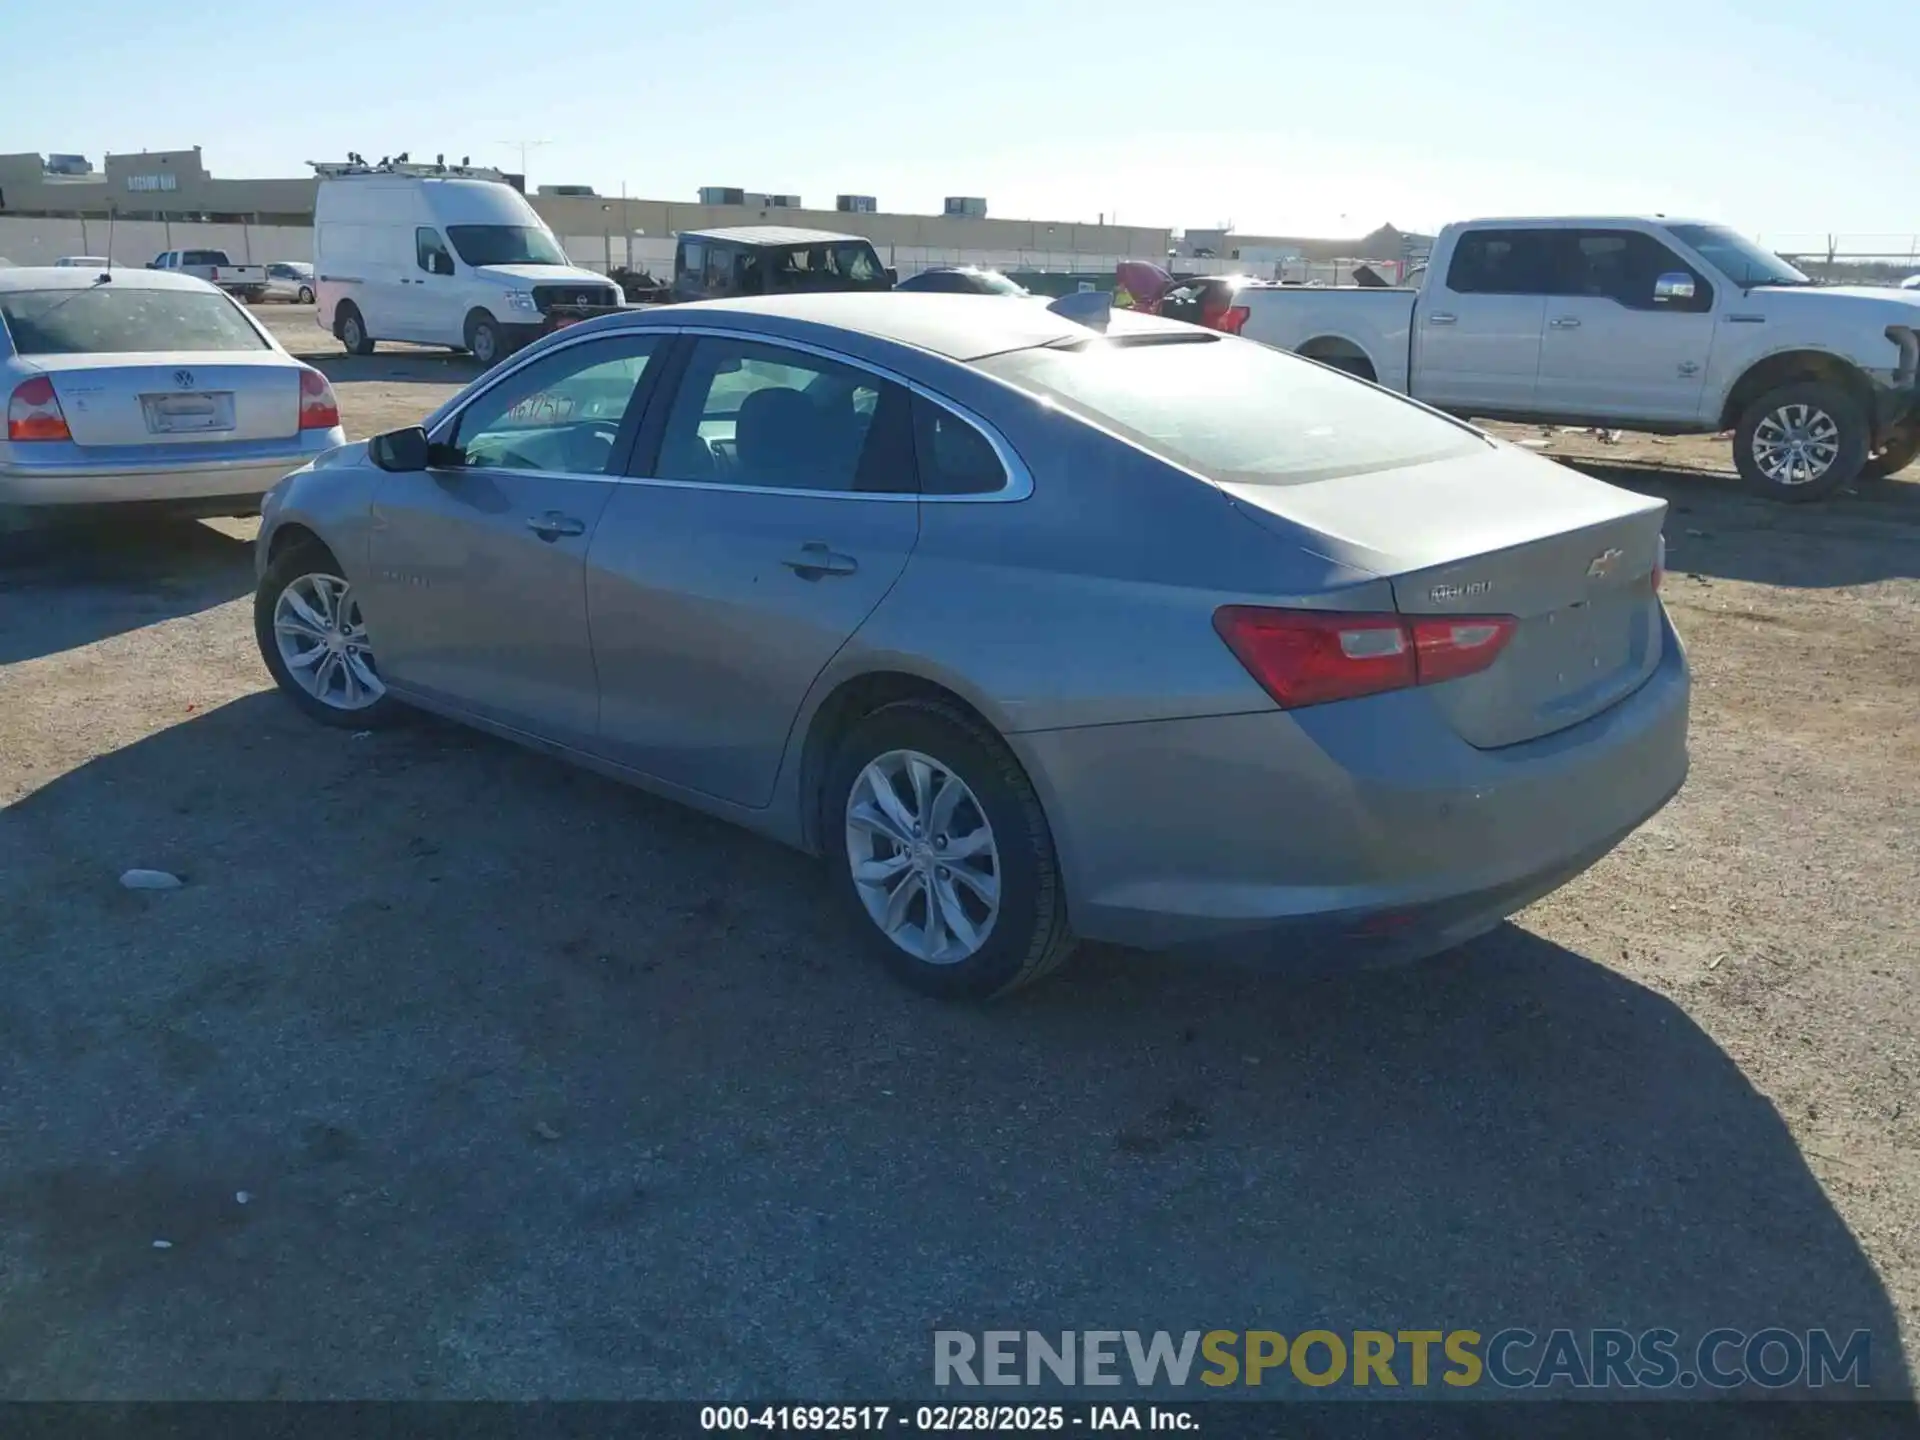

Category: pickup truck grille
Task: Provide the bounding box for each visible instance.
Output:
[532,284,620,312]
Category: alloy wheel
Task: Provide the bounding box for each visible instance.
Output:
[1752,403,1841,486]
[272,572,385,711]
[844,748,1001,964]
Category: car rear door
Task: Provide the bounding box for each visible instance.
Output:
[585,332,921,806]
[364,330,667,747]
[1412,228,1551,415]
[1532,228,1716,423]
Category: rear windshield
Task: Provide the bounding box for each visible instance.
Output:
[0,286,270,356]
[181,250,229,266]
[977,335,1483,485]
[767,242,890,292]
[447,225,567,267]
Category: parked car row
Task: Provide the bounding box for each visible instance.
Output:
[245,289,1688,1000]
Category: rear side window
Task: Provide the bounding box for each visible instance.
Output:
[978,335,1482,487]
[678,241,704,278]
[911,395,1007,495]
[1445,230,1557,295]
[0,287,269,355]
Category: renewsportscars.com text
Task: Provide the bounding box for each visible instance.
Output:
[933,1328,1872,1392]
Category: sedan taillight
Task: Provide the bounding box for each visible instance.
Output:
[298,367,341,430]
[1213,606,1517,709]
[7,376,71,442]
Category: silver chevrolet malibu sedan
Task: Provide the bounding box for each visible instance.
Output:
[0,267,345,517]
[254,292,1689,999]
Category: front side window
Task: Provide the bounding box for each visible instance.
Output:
[1445,229,1558,295]
[416,227,454,275]
[451,334,662,475]
[653,337,912,493]
[0,287,269,355]
[978,334,1483,487]
[445,224,567,268]
[1551,230,1712,312]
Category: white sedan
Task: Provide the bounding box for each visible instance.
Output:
[0,267,345,518]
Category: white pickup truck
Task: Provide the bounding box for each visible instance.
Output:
[1239,216,1920,500]
[147,249,269,303]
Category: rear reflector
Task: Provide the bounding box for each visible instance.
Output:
[298,367,341,430]
[7,376,71,442]
[1214,605,1516,709]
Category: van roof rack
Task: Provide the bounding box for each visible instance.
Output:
[309,156,508,181]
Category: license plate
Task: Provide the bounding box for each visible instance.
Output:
[142,391,235,434]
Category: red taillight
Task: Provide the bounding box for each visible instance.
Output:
[7,376,71,442]
[298,367,340,430]
[1213,606,1516,709]
[1216,304,1250,335]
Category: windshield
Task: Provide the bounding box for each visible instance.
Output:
[446,224,568,267]
[979,334,1483,486]
[767,241,890,292]
[0,285,269,355]
[1665,224,1811,287]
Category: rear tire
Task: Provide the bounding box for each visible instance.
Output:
[255,540,402,730]
[465,312,503,369]
[1862,421,1920,481]
[1732,380,1867,502]
[336,304,375,356]
[823,700,1076,1001]
[297,285,315,305]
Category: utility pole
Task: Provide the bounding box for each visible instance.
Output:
[496,139,552,182]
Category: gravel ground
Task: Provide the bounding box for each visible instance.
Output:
[0,306,1915,1404]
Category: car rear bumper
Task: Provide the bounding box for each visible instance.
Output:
[0,429,345,507]
[1011,611,1690,961]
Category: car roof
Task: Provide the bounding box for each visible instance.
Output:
[679,225,871,247]
[624,291,1194,361]
[0,266,219,293]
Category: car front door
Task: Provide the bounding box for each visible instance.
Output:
[1533,228,1716,423]
[392,226,459,345]
[1411,227,1552,415]
[364,330,667,747]
[586,332,921,806]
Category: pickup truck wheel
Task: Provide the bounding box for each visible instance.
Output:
[1862,422,1920,481]
[1733,381,1867,502]
[465,313,503,368]
[336,304,375,356]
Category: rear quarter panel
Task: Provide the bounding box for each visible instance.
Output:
[1239,288,1414,391]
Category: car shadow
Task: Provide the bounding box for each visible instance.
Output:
[0,516,254,666]
[0,693,1909,1408]
[302,351,481,385]
[1562,462,1920,588]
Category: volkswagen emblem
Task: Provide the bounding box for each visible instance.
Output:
[1586,547,1624,579]
[173,369,195,389]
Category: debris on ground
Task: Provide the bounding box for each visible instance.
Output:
[120,869,182,890]
[531,1121,562,1143]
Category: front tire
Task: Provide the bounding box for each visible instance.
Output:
[1733,380,1868,502]
[465,312,503,369]
[336,303,375,356]
[255,541,401,729]
[1862,421,1920,481]
[297,285,315,305]
[824,700,1076,1000]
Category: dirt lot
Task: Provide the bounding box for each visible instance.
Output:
[1,305,1915,1403]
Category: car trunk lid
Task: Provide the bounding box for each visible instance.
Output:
[33,352,303,447]
[1220,443,1667,748]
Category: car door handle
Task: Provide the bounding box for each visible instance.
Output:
[526,512,587,541]
[1426,312,1457,325]
[1549,316,1582,329]
[782,543,858,580]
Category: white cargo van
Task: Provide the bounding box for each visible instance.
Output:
[311,163,621,366]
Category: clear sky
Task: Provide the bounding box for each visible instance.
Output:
[4,0,1914,246]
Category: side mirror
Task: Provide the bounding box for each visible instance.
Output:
[885,267,899,286]
[369,425,431,472]
[433,252,455,276]
[1653,272,1696,304]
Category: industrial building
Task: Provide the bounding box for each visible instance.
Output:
[0,147,1427,279]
